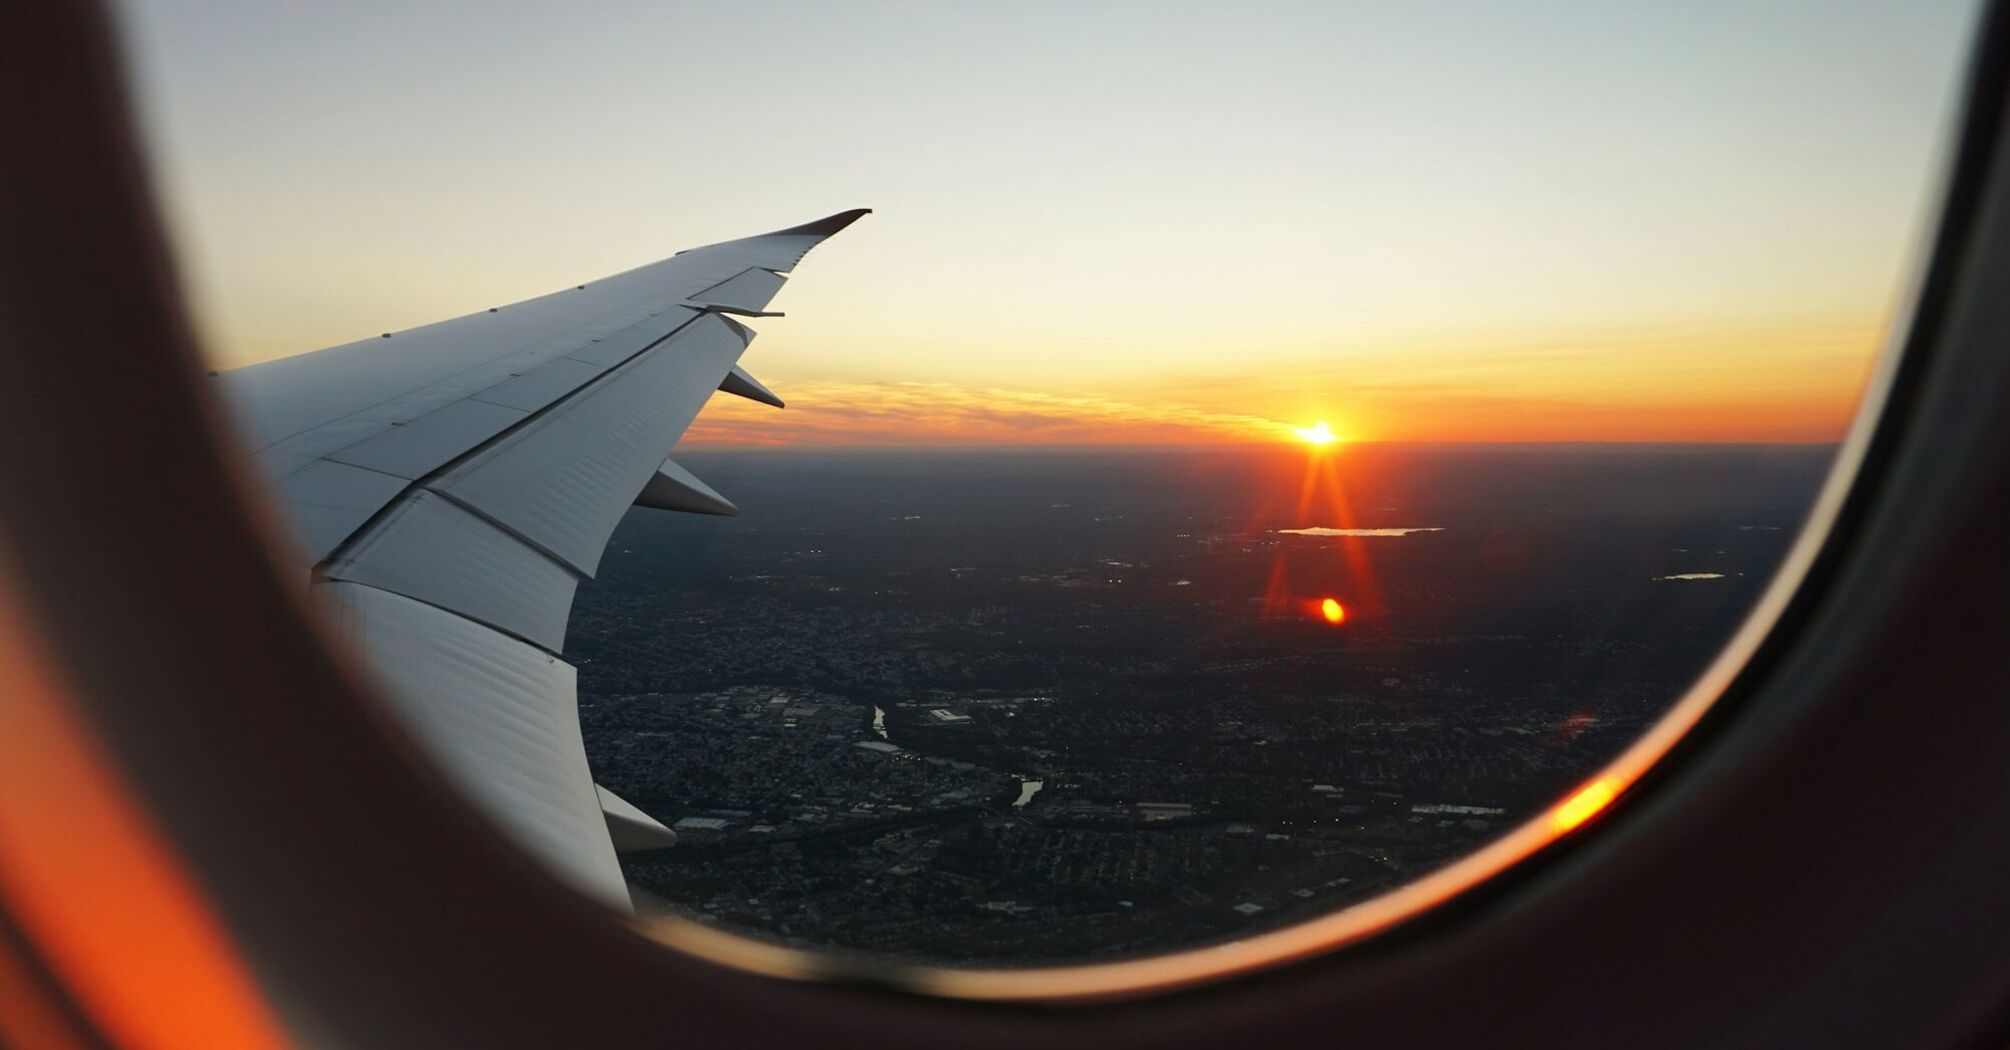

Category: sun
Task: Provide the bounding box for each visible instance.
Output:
[1294,420,1339,446]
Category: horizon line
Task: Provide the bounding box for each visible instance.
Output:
[673,438,1847,453]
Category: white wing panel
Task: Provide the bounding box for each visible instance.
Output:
[470,358,608,412]
[326,398,528,480]
[683,267,787,314]
[433,314,747,577]
[319,581,627,908]
[274,459,411,510]
[248,448,319,483]
[276,503,381,568]
[224,274,704,451]
[247,314,660,471]
[268,460,412,563]
[693,234,828,274]
[323,489,579,651]
[562,308,701,367]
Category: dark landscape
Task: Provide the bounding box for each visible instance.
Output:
[571,443,1831,965]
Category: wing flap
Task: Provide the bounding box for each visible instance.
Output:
[433,313,747,577]
[323,490,580,652]
[323,581,627,907]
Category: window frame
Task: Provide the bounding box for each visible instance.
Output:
[4,1,2010,1044]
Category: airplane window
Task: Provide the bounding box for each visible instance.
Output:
[114,0,1976,986]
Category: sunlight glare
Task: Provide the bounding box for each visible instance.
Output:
[1550,776,1623,833]
[1294,421,1338,446]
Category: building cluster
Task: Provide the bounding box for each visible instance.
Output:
[568,508,1705,964]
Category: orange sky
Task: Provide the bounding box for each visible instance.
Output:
[119,2,1968,448]
[684,322,1883,447]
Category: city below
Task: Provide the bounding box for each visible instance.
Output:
[570,444,1828,965]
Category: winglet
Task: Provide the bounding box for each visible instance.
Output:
[635,458,739,516]
[762,208,872,239]
[719,365,785,409]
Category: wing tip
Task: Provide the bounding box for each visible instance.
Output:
[765,208,872,239]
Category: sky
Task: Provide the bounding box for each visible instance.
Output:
[114,0,1977,446]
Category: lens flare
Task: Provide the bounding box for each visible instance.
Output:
[1319,597,1346,624]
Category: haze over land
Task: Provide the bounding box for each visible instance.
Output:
[574,445,1827,962]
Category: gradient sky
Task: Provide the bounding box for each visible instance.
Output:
[115,0,1976,445]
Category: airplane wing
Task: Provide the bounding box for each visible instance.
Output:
[210,210,870,909]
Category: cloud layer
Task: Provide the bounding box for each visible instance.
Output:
[685,380,1296,447]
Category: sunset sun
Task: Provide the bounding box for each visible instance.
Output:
[1294,421,1339,446]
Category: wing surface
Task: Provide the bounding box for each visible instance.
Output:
[213,210,868,907]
